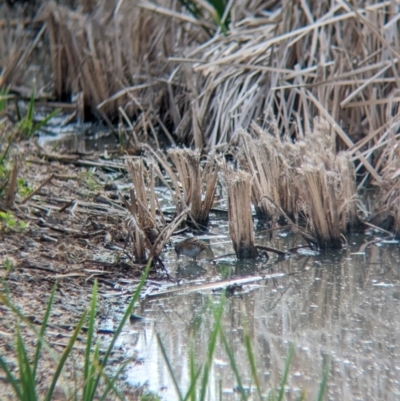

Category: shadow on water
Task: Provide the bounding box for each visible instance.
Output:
[102,229,400,400]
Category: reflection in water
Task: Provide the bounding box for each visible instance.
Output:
[38,125,118,153]
[114,233,400,400]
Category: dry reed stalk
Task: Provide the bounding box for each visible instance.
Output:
[125,158,160,263]
[224,164,258,259]
[168,148,218,228]
[238,118,359,248]
[238,130,281,222]
[5,159,19,209]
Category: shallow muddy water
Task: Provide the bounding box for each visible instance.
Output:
[100,219,400,401]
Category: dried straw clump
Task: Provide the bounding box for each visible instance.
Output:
[238,123,301,223]
[168,148,218,229]
[295,120,361,249]
[224,164,258,259]
[297,164,343,249]
[237,118,360,249]
[125,158,188,265]
[369,138,400,237]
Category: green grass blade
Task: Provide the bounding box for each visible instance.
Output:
[85,341,101,400]
[27,90,35,126]
[0,294,55,360]
[0,355,23,399]
[185,341,197,401]
[176,0,212,36]
[89,262,150,399]
[0,87,10,113]
[316,357,331,401]
[0,138,13,165]
[199,295,225,401]
[16,326,37,401]
[207,0,225,18]
[183,368,201,401]
[32,108,61,134]
[220,330,247,401]
[244,332,262,399]
[33,283,56,377]
[277,343,295,401]
[44,310,88,401]
[83,280,98,400]
[98,358,132,401]
[157,333,183,401]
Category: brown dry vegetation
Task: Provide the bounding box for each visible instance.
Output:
[0,0,399,158]
[1,0,400,248]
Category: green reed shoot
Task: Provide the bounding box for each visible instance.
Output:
[316,357,331,401]
[16,89,61,138]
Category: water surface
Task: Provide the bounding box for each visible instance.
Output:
[106,226,400,400]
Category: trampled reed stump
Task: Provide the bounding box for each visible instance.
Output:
[224,165,258,259]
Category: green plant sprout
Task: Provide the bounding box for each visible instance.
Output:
[17,89,61,138]
[0,211,27,233]
[4,258,13,272]
[17,177,31,197]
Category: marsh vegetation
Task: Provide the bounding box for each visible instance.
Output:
[1,0,400,399]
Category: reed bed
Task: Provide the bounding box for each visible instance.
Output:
[2,0,400,242]
[1,0,399,179]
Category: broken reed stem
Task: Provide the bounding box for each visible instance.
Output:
[5,159,19,209]
[224,165,258,259]
[168,148,218,228]
[21,173,54,204]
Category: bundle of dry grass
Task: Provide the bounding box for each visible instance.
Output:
[369,136,400,236]
[237,121,300,223]
[125,158,188,265]
[237,119,360,249]
[167,148,218,228]
[224,164,258,259]
[295,120,360,248]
